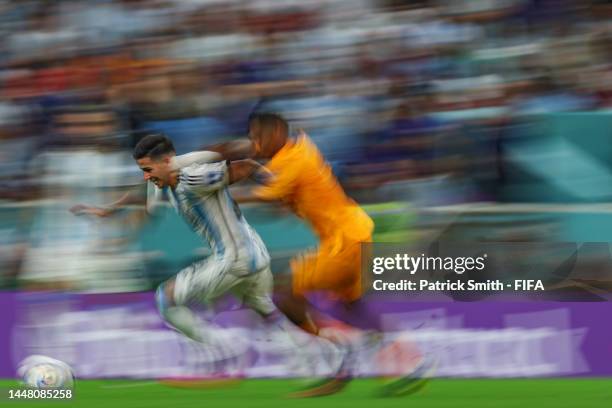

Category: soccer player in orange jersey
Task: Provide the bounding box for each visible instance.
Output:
[233,113,376,396]
[250,112,437,395]
[247,113,374,315]
[211,112,432,397]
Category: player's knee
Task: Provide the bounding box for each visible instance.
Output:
[155,281,175,318]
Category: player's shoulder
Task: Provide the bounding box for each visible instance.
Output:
[295,133,325,159]
[179,162,202,176]
[178,161,228,193]
[270,135,316,168]
[294,134,328,170]
[180,161,226,177]
[173,151,222,169]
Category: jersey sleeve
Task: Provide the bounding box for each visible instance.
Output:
[179,161,229,194]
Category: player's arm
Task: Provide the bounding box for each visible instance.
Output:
[246,156,299,204]
[70,185,146,218]
[227,160,279,205]
[228,159,273,185]
[171,151,222,169]
[200,139,254,161]
[232,188,272,204]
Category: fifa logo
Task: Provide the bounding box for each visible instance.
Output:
[514,280,545,290]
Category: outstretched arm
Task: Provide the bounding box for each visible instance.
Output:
[228,159,273,185]
[70,185,147,218]
[232,189,267,204]
[227,160,280,205]
[202,139,254,161]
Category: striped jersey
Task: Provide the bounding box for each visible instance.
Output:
[149,161,270,274]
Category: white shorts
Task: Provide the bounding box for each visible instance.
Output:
[172,257,275,316]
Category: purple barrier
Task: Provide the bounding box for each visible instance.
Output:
[0,292,17,378]
[1,291,611,379]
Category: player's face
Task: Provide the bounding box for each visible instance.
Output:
[137,155,172,188]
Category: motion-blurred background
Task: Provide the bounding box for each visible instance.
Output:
[2,0,612,381]
[2,0,612,291]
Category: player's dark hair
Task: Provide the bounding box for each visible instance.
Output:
[132,133,175,160]
[248,112,289,136]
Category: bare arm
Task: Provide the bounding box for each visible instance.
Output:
[231,189,293,221]
[227,160,281,205]
[70,185,147,218]
[202,139,254,161]
[228,159,274,185]
[232,188,264,204]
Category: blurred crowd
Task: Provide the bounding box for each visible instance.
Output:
[1,0,612,290]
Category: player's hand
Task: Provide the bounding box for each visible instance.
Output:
[252,165,274,185]
[69,204,112,218]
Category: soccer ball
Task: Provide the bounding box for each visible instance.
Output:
[17,355,74,389]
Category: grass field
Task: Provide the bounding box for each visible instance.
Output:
[1,378,611,408]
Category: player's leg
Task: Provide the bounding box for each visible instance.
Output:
[238,266,301,349]
[273,271,320,334]
[155,260,258,386]
[289,245,431,397]
[155,259,238,345]
[237,266,349,397]
[239,266,325,356]
[156,277,229,346]
[264,250,364,397]
[282,243,369,340]
[238,266,331,356]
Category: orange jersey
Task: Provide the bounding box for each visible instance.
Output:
[254,133,373,244]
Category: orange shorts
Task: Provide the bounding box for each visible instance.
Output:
[291,236,371,302]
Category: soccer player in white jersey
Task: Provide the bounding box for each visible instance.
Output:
[72,134,298,360]
[133,133,282,345]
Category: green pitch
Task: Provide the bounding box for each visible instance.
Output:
[1,379,610,408]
